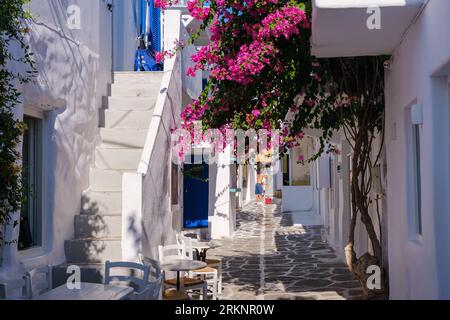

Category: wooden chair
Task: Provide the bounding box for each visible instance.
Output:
[138,254,164,300]
[177,233,223,295]
[205,258,223,295]
[179,236,219,300]
[23,265,53,300]
[158,244,208,300]
[0,283,6,300]
[104,261,151,300]
[0,279,28,300]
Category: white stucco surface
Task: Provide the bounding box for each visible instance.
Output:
[122,10,183,262]
[113,0,138,71]
[384,0,450,299]
[209,145,237,239]
[312,0,425,57]
[0,0,112,281]
[310,0,450,300]
[282,186,314,212]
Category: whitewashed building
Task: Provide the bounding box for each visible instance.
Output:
[309,0,450,299]
[0,0,240,295]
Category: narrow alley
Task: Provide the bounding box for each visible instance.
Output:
[209,201,363,300]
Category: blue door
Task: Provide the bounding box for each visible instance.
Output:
[148,0,161,53]
[183,163,209,229]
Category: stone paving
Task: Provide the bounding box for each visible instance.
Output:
[208,201,364,300]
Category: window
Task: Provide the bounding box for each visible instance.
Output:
[19,116,43,251]
[347,154,353,222]
[329,157,335,209]
[405,104,423,239]
[171,163,179,206]
[411,123,423,236]
[202,78,208,90]
[242,164,248,188]
[282,154,290,186]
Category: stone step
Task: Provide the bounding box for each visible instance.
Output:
[74,215,122,239]
[81,190,122,215]
[103,110,154,129]
[52,263,105,288]
[64,238,121,264]
[109,83,160,97]
[100,128,148,149]
[106,96,157,111]
[89,168,122,192]
[95,147,143,170]
[113,71,164,84]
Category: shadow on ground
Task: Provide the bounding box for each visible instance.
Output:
[209,202,364,300]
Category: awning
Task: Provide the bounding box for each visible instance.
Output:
[311,0,425,57]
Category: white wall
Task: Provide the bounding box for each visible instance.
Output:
[122,10,184,261]
[0,0,112,280]
[208,145,237,239]
[282,187,314,212]
[309,132,386,266]
[384,0,450,299]
[245,164,256,204]
[113,0,138,71]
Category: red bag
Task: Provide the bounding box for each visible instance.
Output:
[265,197,272,205]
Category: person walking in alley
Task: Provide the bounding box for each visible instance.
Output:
[255,168,266,202]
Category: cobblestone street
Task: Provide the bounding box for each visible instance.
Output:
[209,201,364,300]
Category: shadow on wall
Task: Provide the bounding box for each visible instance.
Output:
[127,212,142,255]
[22,0,108,264]
[79,195,109,238]
[214,184,231,219]
[53,195,108,287]
[141,146,177,260]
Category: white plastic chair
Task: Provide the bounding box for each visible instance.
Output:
[158,244,208,300]
[104,261,150,300]
[23,265,53,300]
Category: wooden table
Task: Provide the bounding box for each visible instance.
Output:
[161,259,207,290]
[33,282,134,300]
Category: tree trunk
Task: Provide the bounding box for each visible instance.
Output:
[344,123,388,299]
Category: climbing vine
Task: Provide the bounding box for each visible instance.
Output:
[0,0,36,247]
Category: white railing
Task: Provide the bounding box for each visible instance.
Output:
[122,10,183,262]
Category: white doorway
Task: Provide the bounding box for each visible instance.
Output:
[281,137,314,213]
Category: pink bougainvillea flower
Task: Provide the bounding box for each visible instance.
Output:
[155,51,165,64]
[186,67,197,77]
[252,109,261,118]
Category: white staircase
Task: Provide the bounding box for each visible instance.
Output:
[56,72,163,284]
